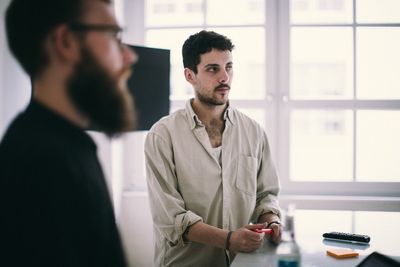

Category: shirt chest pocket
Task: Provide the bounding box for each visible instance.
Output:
[235,155,257,196]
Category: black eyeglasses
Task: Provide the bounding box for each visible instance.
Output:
[69,23,124,46]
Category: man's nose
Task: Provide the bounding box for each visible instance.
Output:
[218,69,230,84]
[122,45,138,66]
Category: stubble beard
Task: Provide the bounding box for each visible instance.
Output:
[196,89,229,107]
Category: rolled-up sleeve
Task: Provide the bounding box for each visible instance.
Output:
[252,131,281,222]
[145,130,202,248]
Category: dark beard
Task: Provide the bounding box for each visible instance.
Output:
[67,45,136,137]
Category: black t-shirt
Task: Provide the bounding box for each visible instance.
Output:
[0,100,127,267]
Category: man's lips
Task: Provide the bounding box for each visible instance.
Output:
[215,88,230,96]
[215,85,230,91]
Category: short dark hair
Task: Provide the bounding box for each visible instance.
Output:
[5,0,109,78]
[182,30,234,73]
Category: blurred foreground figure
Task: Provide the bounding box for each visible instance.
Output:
[0,0,137,266]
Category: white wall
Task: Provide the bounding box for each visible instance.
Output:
[119,192,154,267]
[116,1,155,266]
[0,1,3,130]
[0,0,31,139]
[122,0,145,46]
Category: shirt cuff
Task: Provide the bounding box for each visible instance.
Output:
[174,210,203,247]
[253,203,281,223]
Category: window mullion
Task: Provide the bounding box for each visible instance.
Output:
[353,0,357,182]
[277,0,291,186]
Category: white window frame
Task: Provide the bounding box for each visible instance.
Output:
[277,0,400,201]
[119,0,400,211]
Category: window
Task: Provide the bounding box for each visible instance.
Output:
[144,0,267,101]
[284,0,400,199]
[120,0,400,209]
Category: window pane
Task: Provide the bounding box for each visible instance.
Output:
[291,27,353,99]
[356,28,400,99]
[145,0,204,27]
[290,110,353,181]
[357,0,400,23]
[207,27,266,100]
[290,0,353,24]
[206,0,264,25]
[356,110,400,182]
[146,28,202,99]
[237,108,266,130]
[355,211,400,255]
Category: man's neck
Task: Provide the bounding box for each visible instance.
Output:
[191,98,227,125]
[33,79,89,128]
[191,98,227,148]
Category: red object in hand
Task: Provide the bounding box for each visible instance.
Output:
[253,228,273,234]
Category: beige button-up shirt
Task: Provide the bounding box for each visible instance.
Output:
[145,100,281,267]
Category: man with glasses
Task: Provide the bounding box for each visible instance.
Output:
[145,30,282,266]
[0,0,136,266]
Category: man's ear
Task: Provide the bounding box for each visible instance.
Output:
[49,25,80,63]
[184,68,196,84]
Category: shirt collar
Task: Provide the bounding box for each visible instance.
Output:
[185,99,201,130]
[185,99,234,130]
[224,104,234,125]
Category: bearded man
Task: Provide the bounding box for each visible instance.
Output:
[0,0,137,266]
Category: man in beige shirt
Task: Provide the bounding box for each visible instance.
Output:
[145,30,282,267]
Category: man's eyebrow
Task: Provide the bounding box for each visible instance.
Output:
[203,62,233,68]
[204,63,220,68]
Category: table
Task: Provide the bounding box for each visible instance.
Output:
[231,210,400,267]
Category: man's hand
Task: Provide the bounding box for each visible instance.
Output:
[268,222,282,244]
[258,212,282,244]
[228,223,266,253]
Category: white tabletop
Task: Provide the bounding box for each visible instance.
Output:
[231,210,400,267]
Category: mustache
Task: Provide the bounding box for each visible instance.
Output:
[214,84,230,90]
